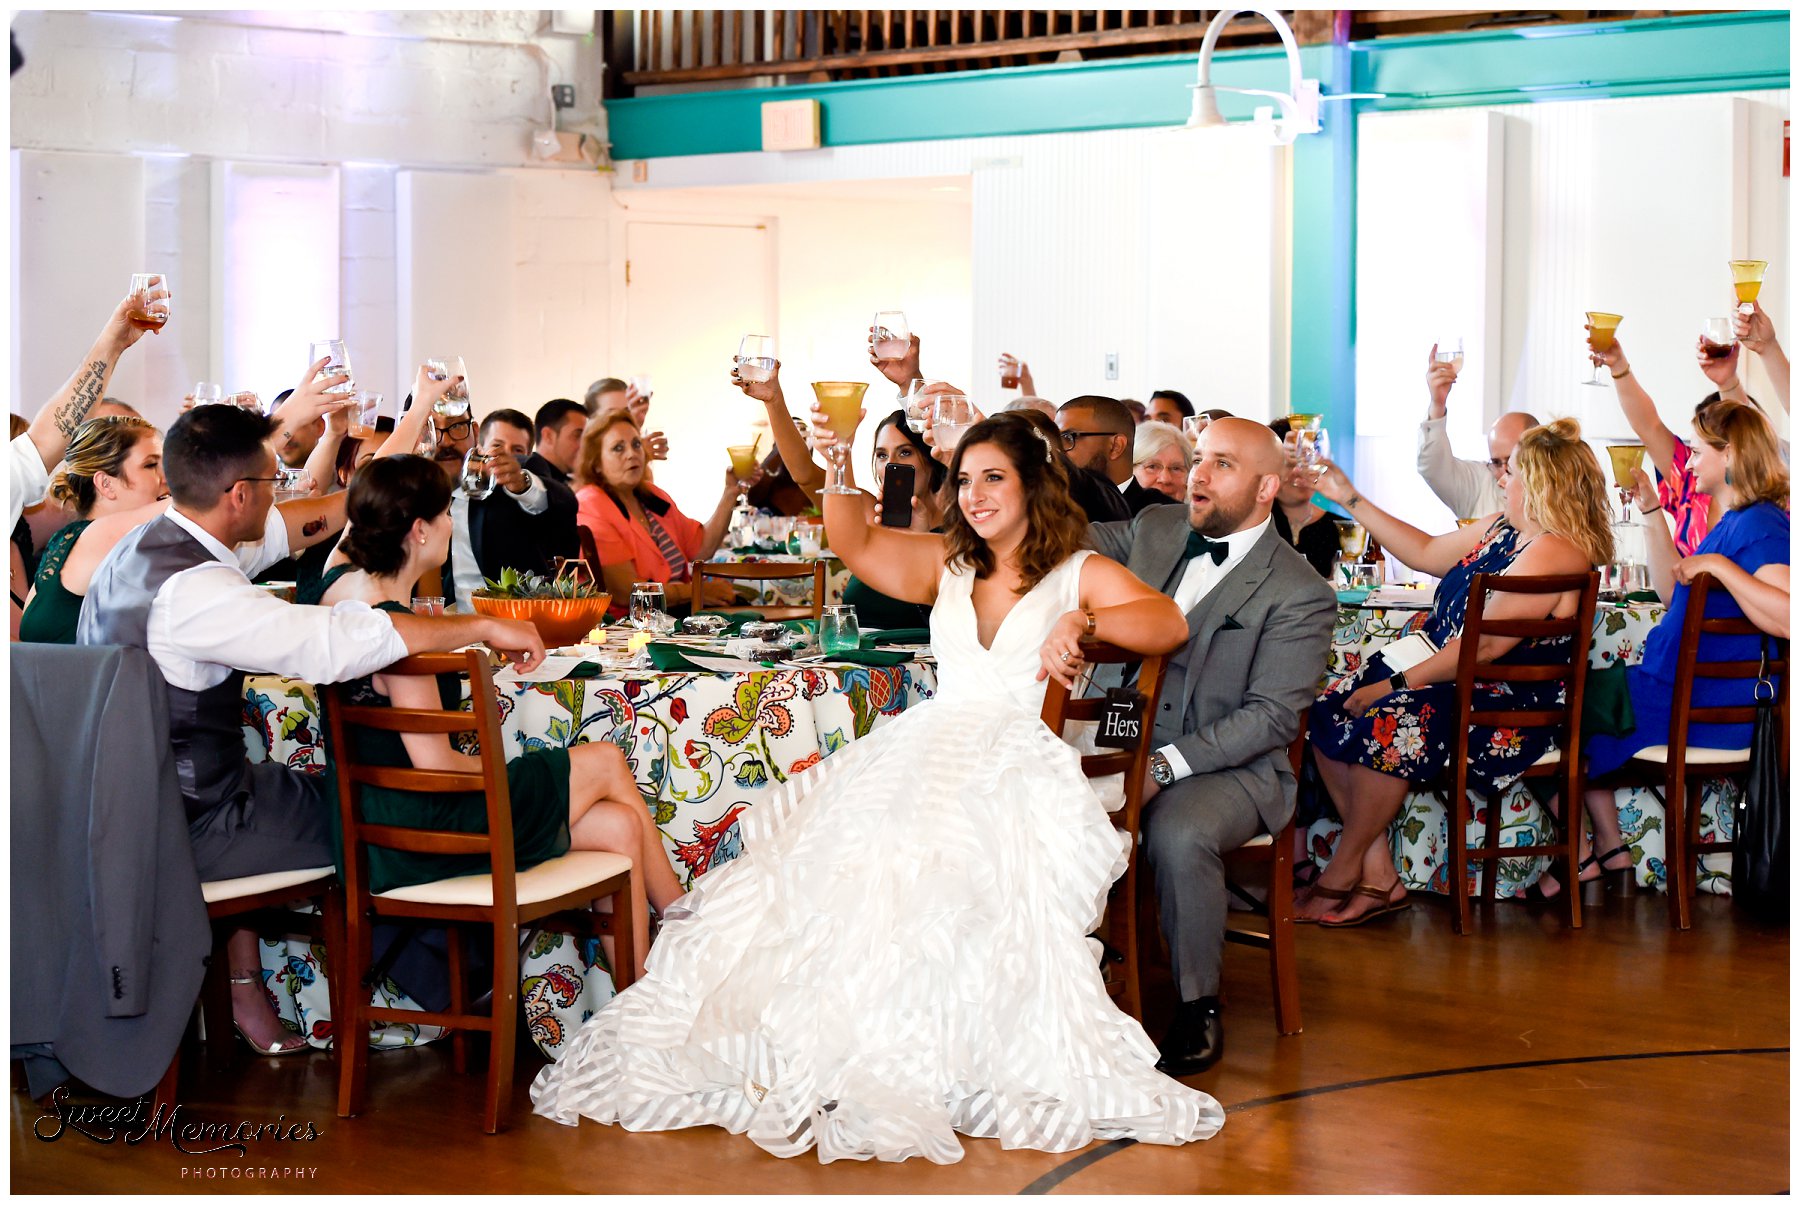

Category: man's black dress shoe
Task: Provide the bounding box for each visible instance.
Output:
[1154,996,1223,1077]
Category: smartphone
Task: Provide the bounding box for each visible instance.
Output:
[879,463,916,528]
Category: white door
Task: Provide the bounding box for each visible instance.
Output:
[621,219,776,511]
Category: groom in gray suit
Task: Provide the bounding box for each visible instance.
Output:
[1088,417,1336,1075]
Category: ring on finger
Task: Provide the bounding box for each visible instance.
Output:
[1059,651,1072,663]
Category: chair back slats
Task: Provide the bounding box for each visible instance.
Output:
[358,824,493,856]
[691,559,829,621]
[346,765,487,792]
[337,706,478,735]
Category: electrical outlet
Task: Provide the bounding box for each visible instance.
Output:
[552,84,575,109]
[1105,352,1119,381]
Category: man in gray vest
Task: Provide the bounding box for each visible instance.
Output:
[1088,417,1336,1076]
[79,404,544,1051]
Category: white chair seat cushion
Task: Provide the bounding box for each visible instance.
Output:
[1630,744,1752,766]
[1237,833,1274,849]
[1531,747,1562,768]
[374,850,632,908]
[202,865,335,905]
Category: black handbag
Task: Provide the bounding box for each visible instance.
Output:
[1730,637,1787,923]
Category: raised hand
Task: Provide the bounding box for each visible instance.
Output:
[1425,343,1457,417]
[488,442,528,494]
[731,357,784,403]
[868,329,923,389]
[1694,335,1741,388]
[1586,328,1628,375]
[1310,459,1356,507]
[111,277,171,349]
[1733,301,1778,355]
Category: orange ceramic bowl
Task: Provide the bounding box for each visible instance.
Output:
[468,592,613,648]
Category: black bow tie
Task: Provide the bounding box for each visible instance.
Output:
[1185,531,1229,565]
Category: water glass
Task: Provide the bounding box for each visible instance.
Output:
[273,466,310,502]
[1434,337,1465,373]
[931,393,974,452]
[308,340,355,395]
[429,356,472,416]
[459,450,496,500]
[1182,415,1209,446]
[872,311,910,361]
[820,604,861,655]
[629,581,666,628]
[903,379,933,433]
[411,596,445,616]
[737,335,776,383]
[350,391,383,439]
[794,522,824,558]
[193,381,223,406]
[227,391,263,414]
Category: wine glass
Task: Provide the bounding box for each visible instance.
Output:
[1182,414,1210,447]
[736,335,776,383]
[459,449,496,500]
[430,356,472,417]
[1700,317,1736,360]
[1606,443,1646,527]
[902,379,933,433]
[1729,259,1768,315]
[1583,312,1623,387]
[1434,337,1465,373]
[126,273,170,331]
[308,340,355,395]
[812,381,870,495]
[872,311,910,361]
[931,393,974,454]
[349,391,382,439]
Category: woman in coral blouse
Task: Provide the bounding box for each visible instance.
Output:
[575,411,740,616]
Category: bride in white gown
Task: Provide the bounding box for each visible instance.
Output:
[532,411,1225,1163]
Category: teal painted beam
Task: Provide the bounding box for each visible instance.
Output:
[607,13,1788,160]
[1289,41,1359,450]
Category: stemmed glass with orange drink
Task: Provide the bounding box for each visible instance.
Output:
[812,382,870,495]
[1583,312,1623,387]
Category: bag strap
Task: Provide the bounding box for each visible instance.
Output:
[1755,634,1777,704]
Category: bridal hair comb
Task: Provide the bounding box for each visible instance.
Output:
[1028,423,1055,463]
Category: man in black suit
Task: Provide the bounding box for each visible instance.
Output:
[431,407,577,607]
[531,397,587,487]
[1058,394,1166,516]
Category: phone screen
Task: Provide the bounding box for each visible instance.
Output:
[880,463,916,528]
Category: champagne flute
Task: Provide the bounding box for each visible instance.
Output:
[1700,316,1736,360]
[1729,259,1768,315]
[459,448,496,500]
[931,393,974,453]
[1583,311,1622,387]
[126,273,170,331]
[872,311,910,361]
[812,381,870,495]
[1434,337,1465,373]
[736,335,776,383]
[308,339,355,395]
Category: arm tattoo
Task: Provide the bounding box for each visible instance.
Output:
[52,359,109,438]
[1346,493,1362,510]
[301,517,326,538]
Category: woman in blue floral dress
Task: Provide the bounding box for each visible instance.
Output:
[1300,419,1617,925]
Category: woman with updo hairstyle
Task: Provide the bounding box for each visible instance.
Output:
[315,455,682,978]
[1300,417,1615,923]
[19,416,167,644]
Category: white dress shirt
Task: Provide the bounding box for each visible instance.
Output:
[1416,416,1505,520]
[450,471,547,613]
[10,433,51,530]
[146,506,409,691]
[1159,515,1272,781]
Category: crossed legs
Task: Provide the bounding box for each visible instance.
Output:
[566,740,685,979]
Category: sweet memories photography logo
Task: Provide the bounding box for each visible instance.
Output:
[33,1086,321,1160]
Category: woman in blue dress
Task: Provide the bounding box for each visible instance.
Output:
[1300,419,1617,925]
[1580,400,1789,883]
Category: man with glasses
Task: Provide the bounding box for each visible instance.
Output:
[1055,395,1137,521]
[79,405,543,1047]
[1418,350,1538,520]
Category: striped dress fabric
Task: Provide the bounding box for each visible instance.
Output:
[531,550,1223,1162]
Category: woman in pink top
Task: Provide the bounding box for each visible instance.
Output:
[574,411,740,616]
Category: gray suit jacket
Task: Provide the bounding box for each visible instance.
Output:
[1088,505,1338,830]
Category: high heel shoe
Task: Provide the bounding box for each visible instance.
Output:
[228,973,308,1056]
[1582,845,1638,897]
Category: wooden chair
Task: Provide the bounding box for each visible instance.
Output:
[323,650,637,1133]
[1038,640,1169,1023]
[691,558,828,621]
[1428,571,1598,935]
[152,868,343,1116]
[1619,573,1788,929]
[1218,724,1308,1035]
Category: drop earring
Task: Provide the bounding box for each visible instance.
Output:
[1725,465,1734,487]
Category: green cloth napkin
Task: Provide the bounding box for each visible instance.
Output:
[645,643,708,672]
[824,647,915,667]
[860,628,930,648]
[1581,662,1636,738]
[1622,590,1662,605]
[565,660,605,679]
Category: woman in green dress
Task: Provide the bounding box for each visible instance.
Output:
[19,416,167,644]
[315,455,683,979]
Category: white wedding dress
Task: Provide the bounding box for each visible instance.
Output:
[531,551,1224,1163]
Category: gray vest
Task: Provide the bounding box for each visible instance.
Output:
[78,516,251,821]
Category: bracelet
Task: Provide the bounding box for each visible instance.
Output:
[1610,367,1631,380]
[1639,504,1662,516]
[1082,609,1098,638]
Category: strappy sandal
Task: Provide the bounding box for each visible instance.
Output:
[1293,881,1356,924]
[1581,844,1638,896]
[228,972,308,1056]
[1318,880,1412,928]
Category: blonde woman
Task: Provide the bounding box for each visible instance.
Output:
[1299,418,1615,926]
[1128,420,1191,509]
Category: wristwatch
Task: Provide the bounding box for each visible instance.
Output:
[1149,752,1175,787]
[1388,669,1409,691]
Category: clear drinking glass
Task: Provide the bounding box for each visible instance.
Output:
[459,449,496,500]
[903,379,932,433]
[630,374,654,402]
[411,596,445,616]
[349,391,383,439]
[193,382,223,406]
[1583,311,1623,387]
[629,581,665,628]
[308,340,355,395]
[794,521,824,558]
[227,391,263,413]
[1182,415,1210,446]
[430,356,471,417]
[820,604,862,655]
[736,335,776,383]
[931,393,975,454]
[127,273,170,331]
[998,353,1021,390]
[1434,337,1465,373]
[872,311,910,361]
[273,466,310,502]
[1700,317,1736,360]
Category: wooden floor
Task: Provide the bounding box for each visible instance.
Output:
[12,890,1788,1195]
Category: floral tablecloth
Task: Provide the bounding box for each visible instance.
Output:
[1305,601,1741,899]
[242,658,938,1057]
[710,548,850,610]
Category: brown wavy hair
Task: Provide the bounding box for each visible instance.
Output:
[1512,417,1615,567]
[938,413,1090,594]
[49,416,158,516]
[1695,399,1789,510]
